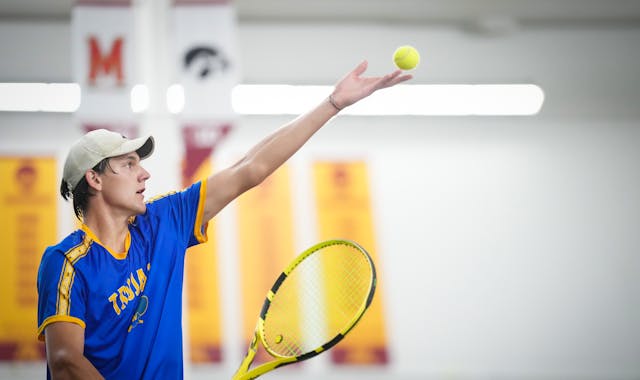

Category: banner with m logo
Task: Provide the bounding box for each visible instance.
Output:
[72,0,136,118]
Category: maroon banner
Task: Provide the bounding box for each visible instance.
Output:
[182,122,232,363]
[181,123,231,185]
[82,123,139,138]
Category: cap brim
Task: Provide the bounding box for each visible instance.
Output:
[110,135,155,160]
[136,135,155,160]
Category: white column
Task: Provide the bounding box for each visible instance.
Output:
[133,0,190,377]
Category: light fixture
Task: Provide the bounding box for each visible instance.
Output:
[130,84,150,113]
[1,83,544,116]
[232,84,544,116]
[166,84,185,114]
[0,83,81,112]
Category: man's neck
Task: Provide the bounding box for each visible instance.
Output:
[83,210,131,254]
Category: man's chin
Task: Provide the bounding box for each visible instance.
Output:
[132,203,147,216]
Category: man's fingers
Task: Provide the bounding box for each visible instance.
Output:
[375,71,412,90]
[351,60,369,77]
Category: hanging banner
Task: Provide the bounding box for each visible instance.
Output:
[236,165,299,364]
[0,157,57,361]
[182,123,231,182]
[313,161,389,365]
[72,0,136,119]
[172,0,240,118]
[182,123,230,363]
[173,0,239,363]
[82,122,139,138]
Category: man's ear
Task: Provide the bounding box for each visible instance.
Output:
[85,170,102,192]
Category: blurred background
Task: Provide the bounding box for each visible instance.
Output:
[1,0,639,379]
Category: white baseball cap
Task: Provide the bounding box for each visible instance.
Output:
[63,129,155,191]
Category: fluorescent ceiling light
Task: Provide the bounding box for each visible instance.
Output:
[0,83,544,116]
[0,83,81,112]
[232,84,544,116]
[130,84,150,113]
[166,84,185,114]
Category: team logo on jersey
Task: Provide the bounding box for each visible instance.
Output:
[128,295,149,332]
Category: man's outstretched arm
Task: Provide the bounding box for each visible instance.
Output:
[202,60,412,222]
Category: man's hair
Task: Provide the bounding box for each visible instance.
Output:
[60,158,111,220]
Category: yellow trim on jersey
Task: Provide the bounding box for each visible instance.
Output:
[81,223,131,260]
[39,237,91,340]
[145,190,178,204]
[145,181,209,243]
[194,180,209,243]
[57,256,75,315]
[37,315,87,341]
[56,235,92,316]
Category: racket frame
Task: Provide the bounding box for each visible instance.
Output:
[232,239,377,380]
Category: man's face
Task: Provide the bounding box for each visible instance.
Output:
[99,152,150,217]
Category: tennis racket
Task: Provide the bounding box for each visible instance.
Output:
[232,239,377,380]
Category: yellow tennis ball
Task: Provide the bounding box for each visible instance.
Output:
[393,45,420,70]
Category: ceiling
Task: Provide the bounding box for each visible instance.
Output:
[2,0,640,26]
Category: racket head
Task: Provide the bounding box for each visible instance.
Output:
[257,239,377,361]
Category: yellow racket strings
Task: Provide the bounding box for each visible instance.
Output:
[262,243,372,358]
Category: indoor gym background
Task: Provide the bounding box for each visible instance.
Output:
[0,0,639,379]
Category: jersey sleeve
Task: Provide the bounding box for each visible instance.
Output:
[145,180,209,248]
[36,245,88,340]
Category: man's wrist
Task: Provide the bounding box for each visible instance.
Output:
[328,94,342,111]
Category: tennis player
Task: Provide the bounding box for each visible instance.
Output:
[36,61,411,379]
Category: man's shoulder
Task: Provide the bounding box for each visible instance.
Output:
[145,182,203,207]
[141,181,204,217]
[42,229,91,260]
[39,229,94,276]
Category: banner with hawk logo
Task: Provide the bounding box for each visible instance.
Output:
[172,0,240,118]
[172,0,239,364]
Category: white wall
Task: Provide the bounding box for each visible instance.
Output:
[1,15,639,380]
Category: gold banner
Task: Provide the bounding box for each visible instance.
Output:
[236,165,298,363]
[184,159,223,362]
[313,161,389,365]
[0,157,56,361]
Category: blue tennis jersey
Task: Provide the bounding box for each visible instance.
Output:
[37,181,208,379]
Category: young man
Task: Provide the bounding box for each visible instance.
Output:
[37,61,411,379]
